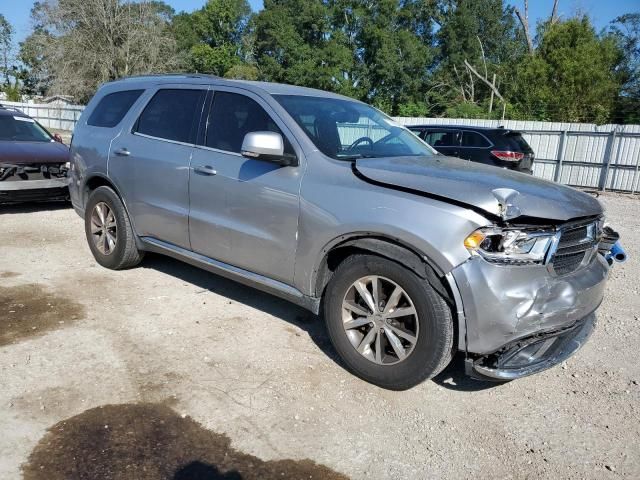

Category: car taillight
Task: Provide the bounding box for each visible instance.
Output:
[491,150,524,162]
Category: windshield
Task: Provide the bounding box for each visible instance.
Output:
[0,114,53,142]
[275,95,436,160]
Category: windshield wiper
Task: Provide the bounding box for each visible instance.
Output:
[335,153,379,161]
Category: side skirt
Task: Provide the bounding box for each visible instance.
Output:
[140,237,321,314]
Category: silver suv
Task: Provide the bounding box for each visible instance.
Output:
[69,75,623,390]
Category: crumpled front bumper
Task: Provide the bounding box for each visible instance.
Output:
[466,313,595,380]
[450,251,609,378]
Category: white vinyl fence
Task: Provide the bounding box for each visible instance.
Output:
[3,99,639,193]
[1,99,84,131]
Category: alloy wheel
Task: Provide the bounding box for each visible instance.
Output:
[341,275,419,365]
[90,202,117,255]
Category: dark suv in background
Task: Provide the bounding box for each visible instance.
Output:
[408,125,534,174]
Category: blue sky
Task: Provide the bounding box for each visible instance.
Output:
[0,0,637,46]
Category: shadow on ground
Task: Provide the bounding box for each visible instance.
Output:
[142,254,506,393]
[141,253,339,364]
[432,353,505,392]
[22,402,348,480]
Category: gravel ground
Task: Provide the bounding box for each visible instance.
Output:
[0,192,639,479]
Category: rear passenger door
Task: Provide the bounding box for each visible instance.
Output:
[109,85,207,249]
[423,129,461,157]
[188,87,302,284]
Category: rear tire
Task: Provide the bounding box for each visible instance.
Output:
[323,254,454,390]
[84,186,144,270]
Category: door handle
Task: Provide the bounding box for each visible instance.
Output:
[194,165,217,176]
[114,148,130,156]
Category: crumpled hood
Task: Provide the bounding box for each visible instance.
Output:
[354,155,603,222]
[0,141,69,165]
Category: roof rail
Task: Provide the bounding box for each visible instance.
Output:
[113,73,221,82]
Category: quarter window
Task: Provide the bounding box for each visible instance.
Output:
[87,89,143,128]
[135,89,205,143]
[461,131,491,148]
[206,91,286,153]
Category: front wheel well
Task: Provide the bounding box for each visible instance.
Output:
[314,237,452,305]
[83,176,118,208]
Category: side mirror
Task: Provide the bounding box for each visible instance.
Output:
[241,131,298,166]
[53,133,64,144]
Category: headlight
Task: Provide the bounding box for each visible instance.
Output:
[464,227,556,265]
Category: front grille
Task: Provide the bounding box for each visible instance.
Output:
[551,221,597,276]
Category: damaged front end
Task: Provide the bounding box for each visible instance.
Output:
[0,162,70,203]
[452,216,623,381]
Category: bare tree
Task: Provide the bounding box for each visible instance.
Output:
[31,0,179,102]
[515,0,562,54]
[514,0,534,54]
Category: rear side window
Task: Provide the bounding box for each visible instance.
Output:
[425,130,460,147]
[135,89,205,143]
[87,90,143,128]
[205,91,286,153]
[461,131,491,147]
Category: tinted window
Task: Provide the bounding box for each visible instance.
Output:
[87,90,143,128]
[206,92,284,153]
[136,89,205,143]
[461,131,490,147]
[0,115,51,142]
[425,130,460,147]
[505,132,532,152]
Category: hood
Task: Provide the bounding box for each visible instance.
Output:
[354,155,603,223]
[0,141,69,166]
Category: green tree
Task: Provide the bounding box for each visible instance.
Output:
[0,13,14,85]
[608,13,640,123]
[430,0,525,116]
[510,17,624,123]
[173,0,251,76]
[254,0,438,114]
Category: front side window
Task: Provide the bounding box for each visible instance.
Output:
[0,115,52,142]
[135,89,205,143]
[87,90,143,128]
[206,91,285,153]
[275,95,436,160]
[425,130,461,148]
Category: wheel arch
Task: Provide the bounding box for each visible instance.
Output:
[312,233,464,353]
[82,174,143,250]
[313,234,451,302]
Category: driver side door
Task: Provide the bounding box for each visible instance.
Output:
[188,88,302,284]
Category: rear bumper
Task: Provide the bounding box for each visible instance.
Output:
[466,313,595,380]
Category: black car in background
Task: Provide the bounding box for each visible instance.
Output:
[408,125,535,174]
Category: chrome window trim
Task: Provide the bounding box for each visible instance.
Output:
[192,143,243,157]
[131,131,195,148]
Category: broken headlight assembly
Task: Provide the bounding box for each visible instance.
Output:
[464,227,556,265]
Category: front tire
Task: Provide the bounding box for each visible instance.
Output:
[323,254,454,390]
[84,186,144,270]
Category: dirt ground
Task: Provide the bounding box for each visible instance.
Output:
[1,193,639,479]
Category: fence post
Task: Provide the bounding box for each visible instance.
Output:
[554,130,567,183]
[599,131,617,192]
